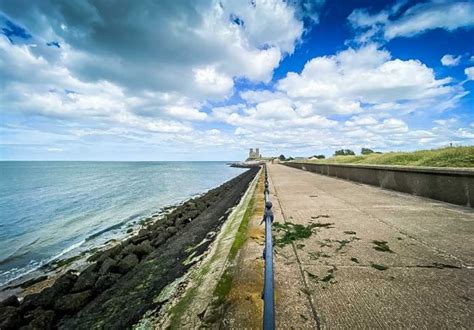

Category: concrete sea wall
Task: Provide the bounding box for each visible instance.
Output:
[283,162,474,207]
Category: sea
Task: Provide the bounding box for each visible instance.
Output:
[0,161,246,286]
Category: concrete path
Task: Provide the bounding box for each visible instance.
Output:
[268,163,473,329]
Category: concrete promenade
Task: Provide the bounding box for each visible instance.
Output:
[268,163,473,329]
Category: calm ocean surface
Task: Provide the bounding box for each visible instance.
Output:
[0,161,245,286]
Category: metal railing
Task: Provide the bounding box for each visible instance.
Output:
[262,164,275,329]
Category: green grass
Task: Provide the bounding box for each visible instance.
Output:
[306,146,474,168]
[272,222,333,247]
[371,263,389,271]
[372,240,394,253]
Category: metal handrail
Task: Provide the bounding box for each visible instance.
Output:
[262,164,275,329]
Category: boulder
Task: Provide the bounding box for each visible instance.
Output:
[51,272,78,294]
[25,308,56,329]
[71,267,98,293]
[166,226,178,235]
[1,295,19,307]
[94,273,122,293]
[130,229,151,244]
[132,241,153,259]
[151,234,167,247]
[116,254,139,274]
[0,306,22,329]
[175,217,191,229]
[53,290,92,314]
[99,257,117,275]
[21,287,56,310]
[95,244,122,263]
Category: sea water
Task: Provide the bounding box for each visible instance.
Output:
[0,161,245,286]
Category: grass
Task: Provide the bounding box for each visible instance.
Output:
[372,240,394,253]
[371,263,389,271]
[321,268,335,282]
[350,257,359,263]
[305,146,474,168]
[272,222,333,247]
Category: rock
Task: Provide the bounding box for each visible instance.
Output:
[131,229,150,244]
[99,257,117,275]
[0,306,22,329]
[94,273,122,293]
[71,267,98,293]
[175,217,191,229]
[21,287,56,310]
[151,234,167,247]
[164,218,175,227]
[1,295,19,307]
[116,254,139,274]
[25,308,56,329]
[138,229,150,237]
[166,226,178,235]
[96,244,122,263]
[53,290,92,314]
[133,240,153,259]
[131,235,147,245]
[51,272,78,294]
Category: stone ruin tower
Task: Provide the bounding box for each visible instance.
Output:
[248,148,261,159]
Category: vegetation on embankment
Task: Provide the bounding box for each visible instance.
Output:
[305,147,474,168]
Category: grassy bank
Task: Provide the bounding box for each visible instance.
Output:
[306,147,474,168]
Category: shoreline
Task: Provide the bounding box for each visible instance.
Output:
[0,167,259,329]
[0,203,178,301]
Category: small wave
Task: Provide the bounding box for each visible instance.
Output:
[84,212,143,242]
[0,239,86,287]
[0,236,41,266]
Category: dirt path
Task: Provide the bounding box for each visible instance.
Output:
[267,163,473,329]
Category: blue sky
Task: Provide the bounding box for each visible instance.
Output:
[0,0,473,161]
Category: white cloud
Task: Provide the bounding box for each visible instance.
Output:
[46,147,64,152]
[215,44,471,155]
[193,67,234,98]
[277,45,453,107]
[441,54,461,67]
[384,2,474,40]
[433,118,457,126]
[0,1,472,159]
[1,0,302,98]
[349,1,474,43]
[465,66,474,80]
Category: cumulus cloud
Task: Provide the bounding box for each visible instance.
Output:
[1,0,303,97]
[277,44,454,107]
[0,0,306,146]
[349,1,474,43]
[0,1,472,159]
[214,44,471,154]
[465,66,474,80]
[441,54,461,67]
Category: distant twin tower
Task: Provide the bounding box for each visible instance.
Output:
[248,148,261,159]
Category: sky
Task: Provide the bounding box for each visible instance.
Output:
[0,0,473,161]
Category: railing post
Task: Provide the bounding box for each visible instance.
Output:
[262,164,275,330]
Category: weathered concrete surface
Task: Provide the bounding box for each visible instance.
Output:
[219,169,265,328]
[284,162,474,207]
[268,163,474,329]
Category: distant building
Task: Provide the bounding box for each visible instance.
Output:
[248,148,261,159]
